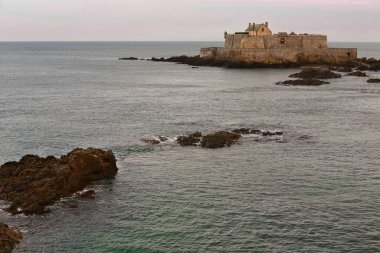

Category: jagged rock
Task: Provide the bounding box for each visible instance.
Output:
[201,131,241,149]
[81,190,96,199]
[370,63,380,71]
[0,223,22,253]
[367,78,380,83]
[276,79,329,86]
[118,57,138,60]
[356,64,371,71]
[158,136,168,142]
[367,57,378,64]
[261,131,283,136]
[147,55,300,68]
[232,128,262,134]
[177,132,202,146]
[142,138,160,145]
[346,71,367,77]
[289,68,341,79]
[330,66,353,72]
[0,148,118,215]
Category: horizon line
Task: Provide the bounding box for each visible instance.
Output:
[1,40,380,43]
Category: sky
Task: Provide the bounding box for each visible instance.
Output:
[1,0,379,42]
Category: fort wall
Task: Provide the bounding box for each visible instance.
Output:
[200,47,357,65]
[225,34,328,50]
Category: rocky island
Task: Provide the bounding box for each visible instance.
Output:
[121,21,380,73]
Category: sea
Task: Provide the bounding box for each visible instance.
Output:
[0,41,379,252]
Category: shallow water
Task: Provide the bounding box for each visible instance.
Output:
[0,42,379,252]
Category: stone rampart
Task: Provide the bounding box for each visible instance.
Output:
[225,34,328,50]
[200,47,357,65]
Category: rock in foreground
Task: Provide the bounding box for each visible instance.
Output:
[276,79,329,86]
[289,68,341,79]
[0,148,118,215]
[0,223,22,253]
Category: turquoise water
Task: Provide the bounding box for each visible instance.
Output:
[0,42,379,252]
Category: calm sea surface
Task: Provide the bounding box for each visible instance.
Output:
[0,42,379,252]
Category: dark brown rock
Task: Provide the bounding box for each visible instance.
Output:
[148,55,300,68]
[142,138,160,145]
[0,223,22,253]
[367,57,378,64]
[118,57,138,60]
[69,204,79,208]
[262,131,283,136]
[158,136,168,142]
[367,78,380,83]
[201,131,241,149]
[356,64,371,71]
[289,68,341,79]
[346,71,367,77]
[370,63,380,71]
[276,79,329,86]
[81,190,96,199]
[177,132,202,146]
[0,148,118,215]
[232,128,262,134]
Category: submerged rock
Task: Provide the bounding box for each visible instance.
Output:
[0,223,22,253]
[0,148,118,215]
[330,66,353,72]
[289,68,341,79]
[81,190,96,199]
[276,79,329,86]
[201,131,241,149]
[118,57,138,60]
[367,78,380,83]
[142,138,160,145]
[232,128,262,135]
[346,71,367,77]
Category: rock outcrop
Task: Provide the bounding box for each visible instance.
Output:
[118,55,380,71]
[201,131,241,149]
[367,78,380,83]
[148,55,300,68]
[0,148,118,215]
[346,71,367,77]
[276,79,329,86]
[142,129,283,148]
[0,223,22,253]
[355,57,380,71]
[177,132,202,146]
[118,57,138,60]
[289,68,341,79]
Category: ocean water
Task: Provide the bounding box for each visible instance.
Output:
[0,41,379,252]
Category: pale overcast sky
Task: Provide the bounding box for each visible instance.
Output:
[1,0,379,41]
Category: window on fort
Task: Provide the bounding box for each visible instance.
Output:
[262,28,264,32]
[280,38,285,44]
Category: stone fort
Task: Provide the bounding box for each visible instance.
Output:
[201,21,357,65]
